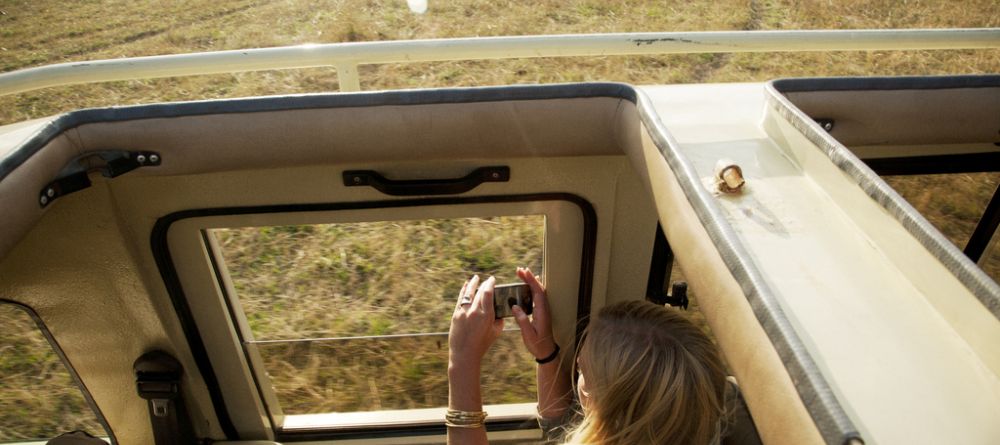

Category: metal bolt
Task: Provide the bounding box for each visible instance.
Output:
[46,188,55,198]
[822,122,833,131]
[491,172,500,179]
[136,154,147,163]
[149,154,159,164]
[352,176,362,184]
[40,195,48,206]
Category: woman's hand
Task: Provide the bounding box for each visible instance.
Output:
[512,267,557,360]
[449,275,504,371]
[447,275,501,444]
[512,267,571,419]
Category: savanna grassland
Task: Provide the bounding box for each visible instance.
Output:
[1,0,999,440]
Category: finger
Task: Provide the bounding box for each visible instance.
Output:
[462,275,480,311]
[512,305,536,337]
[475,276,496,316]
[455,279,470,310]
[518,268,546,298]
[518,268,549,314]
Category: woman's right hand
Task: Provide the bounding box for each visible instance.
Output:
[512,267,557,360]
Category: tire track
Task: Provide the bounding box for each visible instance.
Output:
[689,0,767,83]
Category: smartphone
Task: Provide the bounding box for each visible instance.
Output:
[493,283,533,319]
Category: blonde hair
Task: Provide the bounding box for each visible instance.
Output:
[565,300,726,445]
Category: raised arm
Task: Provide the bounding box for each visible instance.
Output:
[447,275,503,445]
[512,267,573,420]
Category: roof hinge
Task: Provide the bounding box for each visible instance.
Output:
[39,150,160,207]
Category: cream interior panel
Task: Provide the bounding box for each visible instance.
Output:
[73,98,627,177]
[642,82,1000,444]
[783,88,1000,147]
[627,124,824,445]
[0,134,81,260]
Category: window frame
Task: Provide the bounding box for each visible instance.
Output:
[862,152,1000,263]
[153,194,597,440]
[0,299,115,444]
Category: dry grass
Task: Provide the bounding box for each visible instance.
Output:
[0,0,997,124]
[215,216,544,413]
[1,0,998,439]
[0,306,103,441]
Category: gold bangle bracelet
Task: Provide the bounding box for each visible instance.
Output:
[446,408,487,428]
[445,421,484,429]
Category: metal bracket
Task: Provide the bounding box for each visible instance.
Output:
[650,281,689,309]
[815,118,835,132]
[39,150,160,207]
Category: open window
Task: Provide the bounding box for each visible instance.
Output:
[771,76,1000,284]
[878,172,1000,280]
[0,302,111,443]
[159,195,594,439]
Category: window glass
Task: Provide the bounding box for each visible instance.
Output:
[881,173,1000,250]
[212,215,544,414]
[0,304,106,441]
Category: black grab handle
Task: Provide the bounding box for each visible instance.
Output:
[343,166,510,196]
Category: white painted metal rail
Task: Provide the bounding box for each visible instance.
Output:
[1,29,997,95]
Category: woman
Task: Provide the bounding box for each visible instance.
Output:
[448,268,727,445]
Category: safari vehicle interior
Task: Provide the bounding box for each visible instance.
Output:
[1,31,999,445]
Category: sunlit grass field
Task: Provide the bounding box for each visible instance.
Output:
[1,0,998,440]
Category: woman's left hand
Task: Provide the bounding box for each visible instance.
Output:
[449,275,504,371]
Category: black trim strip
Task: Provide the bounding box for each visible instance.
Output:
[0,299,118,445]
[773,74,1000,93]
[151,222,240,439]
[864,152,1000,176]
[153,193,597,441]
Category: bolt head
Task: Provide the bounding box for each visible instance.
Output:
[46,188,55,197]
[136,154,147,163]
[822,122,833,131]
[353,176,362,183]
[149,154,159,163]
[40,195,48,205]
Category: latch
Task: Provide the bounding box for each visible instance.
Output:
[39,150,160,207]
[133,350,198,444]
[136,379,178,417]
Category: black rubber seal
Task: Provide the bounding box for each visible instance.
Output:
[152,193,597,441]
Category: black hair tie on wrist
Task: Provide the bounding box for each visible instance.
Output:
[535,343,560,364]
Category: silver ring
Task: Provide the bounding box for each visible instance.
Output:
[460,297,473,306]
